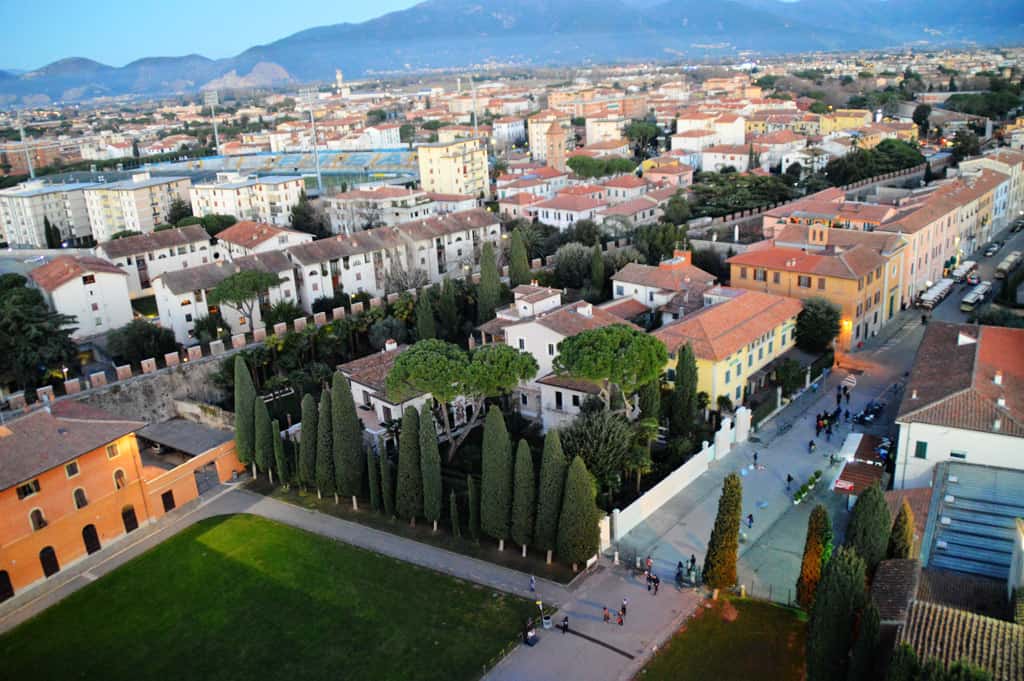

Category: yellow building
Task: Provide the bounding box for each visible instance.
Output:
[654,288,804,405]
[417,138,489,199]
[821,109,872,134]
[727,228,906,351]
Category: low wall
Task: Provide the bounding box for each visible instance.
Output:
[612,442,715,543]
[174,399,234,430]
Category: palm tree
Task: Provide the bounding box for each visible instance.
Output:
[625,417,658,493]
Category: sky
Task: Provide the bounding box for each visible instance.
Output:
[1,0,418,71]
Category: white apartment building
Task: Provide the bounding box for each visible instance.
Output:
[324,186,434,234]
[189,172,304,226]
[0,180,96,248]
[84,172,191,243]
[585,116,627,146]
[28,255,133,339]
[215,221,314,260]
[530,195,608,230]
[894,322,1024,490]
[286,208,501,308]
[493,117,527,147]
[152,251,297,343]
[95,225,219,299]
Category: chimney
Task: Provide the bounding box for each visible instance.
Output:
[384,339,398,352]
[995,370,1003,386]
[530,279,539,286]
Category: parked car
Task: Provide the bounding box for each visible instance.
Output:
[966,272,981,285]
[984,243,1000,257]
[1012,220,1024,233]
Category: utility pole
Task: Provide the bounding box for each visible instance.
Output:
[17,112,35,178]
[300,87,323,195]
[204,90,221,155]
[471,76,478,138]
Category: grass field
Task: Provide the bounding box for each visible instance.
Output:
[0,514,534,681]
[641,599,806,681]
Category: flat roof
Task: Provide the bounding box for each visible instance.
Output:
[136,419,233,456]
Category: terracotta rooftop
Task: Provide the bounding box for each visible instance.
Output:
[597,297,650,320]
[871,559,922,624]
[613,258,716,292]
[523,300,637,337]
[216,221,305,248]
[532,195,608,212]
[897,322,1024,438]
[536,373,604,395]
[653,289,803,360]
[97,225,210,259]
[602,175,648,189]
[727,243,889,280]
[29,255,126,292]
[0,401,144,490]
[338,346,411,397]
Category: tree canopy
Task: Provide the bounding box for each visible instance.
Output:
[553,324,668,414]
[107,319,177,367]
[796,297,842,353]
[0,279,77,395]
[209,270,282,334]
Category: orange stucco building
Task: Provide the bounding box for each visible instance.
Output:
[0,401,242,602]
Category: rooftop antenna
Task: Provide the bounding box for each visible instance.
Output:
[204,90,221,156]
[299,86,324,195]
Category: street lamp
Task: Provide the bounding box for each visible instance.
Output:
[299,87,324,195]
[204,91,221,156]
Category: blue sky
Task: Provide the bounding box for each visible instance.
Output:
[2,0,418,71]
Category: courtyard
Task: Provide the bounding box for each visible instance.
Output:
[0,514,534,681]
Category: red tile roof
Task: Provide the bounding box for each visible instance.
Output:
[216,221,300,247]
[29,255,126,292]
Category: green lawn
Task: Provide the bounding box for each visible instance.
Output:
[641,599,806,681]
[0,515,533,681]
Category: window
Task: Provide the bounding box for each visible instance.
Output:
[797,276,811,288]
[725,370,731,384]
[114,470,126,490]
[874,291,881,305]
[29,509,46,531]
[106,443,120,459]
[667,368,676,381]
[817,278,826,290]
[17,479,41,500]
[615,285,624,296]
[740,267,748,280]
[547,343,555,356]
[950,451,967,460]
[91,302,99,311]
[555,391,563,410]
[81,274,95,285]
[772,271,780,284]
[914,441,928,459]
[753,269,766,282]
[571,394,580,408]
[521,393,528,407]
[517,338,525,350]
[65,461,79,478]
[73,488,88,509]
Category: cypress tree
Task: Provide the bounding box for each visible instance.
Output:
[703,473,742,589]
[556,456,600,570]
[253,396,273,478]
[670,343,698,439]
[380,452,395,517]
[510,440,536,556]
[449,489,461,537]
[509,228,531,287]
[846,482,891,577]
[272,419,288,488]
[331,372,364,506]
[367,449,382,512]
[589,244,605,292]
[477,241,500,323]
[797,504,832,610]
[847,601,880,681]
[480,406,512,549]
[806,546,867,681]
[638,380,661,422]
[467,474,480,540]
[315,391,335,500]
[888,498,916,560]
[298,393,317,491]
[886,644,920,681]
[438,278,459,340]
[420,404,443,532]
[415,291,436,340]
[395,407,423,525]
[535,430,568,564]
[233,355,256,466]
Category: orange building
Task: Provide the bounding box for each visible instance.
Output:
[0,402,242,602]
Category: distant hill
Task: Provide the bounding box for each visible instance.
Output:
[3,0,1022,103]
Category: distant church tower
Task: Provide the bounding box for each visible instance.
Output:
[335,69,350,97]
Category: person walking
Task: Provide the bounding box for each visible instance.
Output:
[786,473,794,490]
[622,597,628,618]
[689,554,697,572]
[603,607,611,624]
[845,391,851,405]
[836,392,842,407]
[617,611,624,626]
[753,451,759,467]
[653,574,660,595]
[826,425,832,442]
[561,616,569,635]
[645,555,653,572]
[747,513,754,529]
[530,575,535,592]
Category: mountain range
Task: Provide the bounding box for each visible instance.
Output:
[3,0,1022,104]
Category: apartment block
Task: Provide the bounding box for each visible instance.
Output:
[84,173,191,243]
[417,138,489,199]
[189,172,304,226]
[0,180,95,247]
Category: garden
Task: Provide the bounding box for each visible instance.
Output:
[0,515,535,681]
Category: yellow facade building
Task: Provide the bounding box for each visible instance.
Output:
[417,138,489,199]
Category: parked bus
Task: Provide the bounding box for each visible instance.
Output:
[917,278,955,310]
[951,260,978,282]
[995,251,1023,279]
[960,282,993,312]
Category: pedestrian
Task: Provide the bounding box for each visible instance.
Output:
[747,513,754,529]
[843,385,849,397]
[826,425,832,442]
[603,607,610,624]
[645,555,653,572]
[845,409,850,422]
[845,392,850,405]
[786,473,793,490]
[530,575,535,592]
[836,392,842,407]
[622,597,628,618]
[815,422,822,437]
[689,554,697,571]
[646,571,652,591]
[753,451,759,467]
[653,575,660,595]
[617,611,624,626]
[561,616,569,635]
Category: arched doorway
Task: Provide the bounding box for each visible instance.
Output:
[0,570,13,603]
[82,524,101,555]
[39,547,59,578]
[121,505,138,533]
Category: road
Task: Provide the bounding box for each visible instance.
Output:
[929,219,1024,324]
